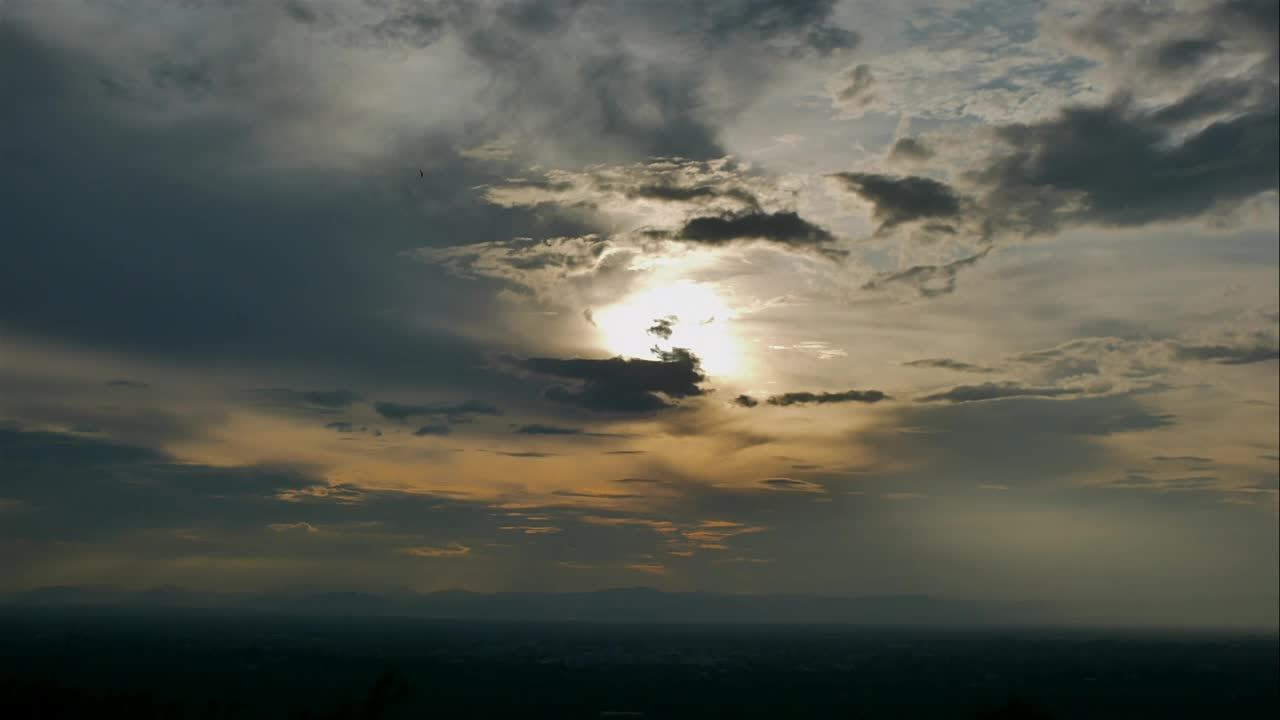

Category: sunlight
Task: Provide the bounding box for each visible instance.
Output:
[592,280,744,377]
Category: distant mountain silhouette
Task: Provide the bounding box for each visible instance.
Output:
[1,585,1053,625]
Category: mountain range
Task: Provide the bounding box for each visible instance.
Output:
[1,585,1053,625]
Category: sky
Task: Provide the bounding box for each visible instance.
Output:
[1,0,1277,628]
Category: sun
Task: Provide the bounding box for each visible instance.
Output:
[592,280,744,377]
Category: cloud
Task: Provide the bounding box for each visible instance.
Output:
[325,421,381,437]
[733,394,760,408]
[105,379,150,389]
[551,490,642,500]
[903,358,999,374]
[860,394,1183,501]
[375,400,501,423]
[0,20,527,390]
[833,172,965,231]
[887,137,935,163]
[442,0,858,161]
[268,522,319,534]
[1106,474,1222,492]
[367,1,447,47]
[1008,332,1278,383]
[765,390,890,406]
[482,158,768,216]
[252,388,360,410]
[0,426,325,542]
[759,477,825,493]
[413,424,452,437]
[399,542,471,558]
[514,424,583,436]
[879,492,924,502]
[918,382,1088,404]
[419,159,843,307]
[498,525,561,535]
[1171,339,1280,365]
[830,64,876,115]
[647,316,677,340]
[512,424,628,439]
[677,211,839,253]
[1059,0,1278,88]
[412,235,629,307]
[513,348,707,413]
[862,249,992,298]
[973,96,1278,234]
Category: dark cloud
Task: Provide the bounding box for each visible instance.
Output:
[0,22,563,391]
[626,183,761,210]
[678,211,838,252]
[833,172,964,230]
[444,0,858,161]
[514,424,584,436]
[0,427,321,542]
[510,424,630,439]
[862,249,991,298]
[918,382,1087,404]
[281,1,320,25]
[105,379,151,389]
[1069,0,1277,77]
[974,97,1278,233]
[759,477,825,492]
[765,390,890,406]
[368,1,447,47]
[1149,78,1264,127]
[1171,338,1280,365]
[647,316,677,340]
[1152,456,1215,464]
[517,348,707,413]
[0,427,544,584]
[1153,37,1222,71]
[1108,473,1221,491]
[887,137,935,162]
[494,451,554,458]
[903,358,998,374]
[253,388,360,410]
[1009,0,1280,236]
[831,64,875,111]
[551,490,643,499]
[325,421,381,437]
[375,400,501,423]
[733,394,760,408]
[413,424,451,437]
[862,395,1182,500]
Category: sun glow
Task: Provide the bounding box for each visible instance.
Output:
[593,280,744,377]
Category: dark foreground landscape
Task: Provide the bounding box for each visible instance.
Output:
[2,606,1275,719]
